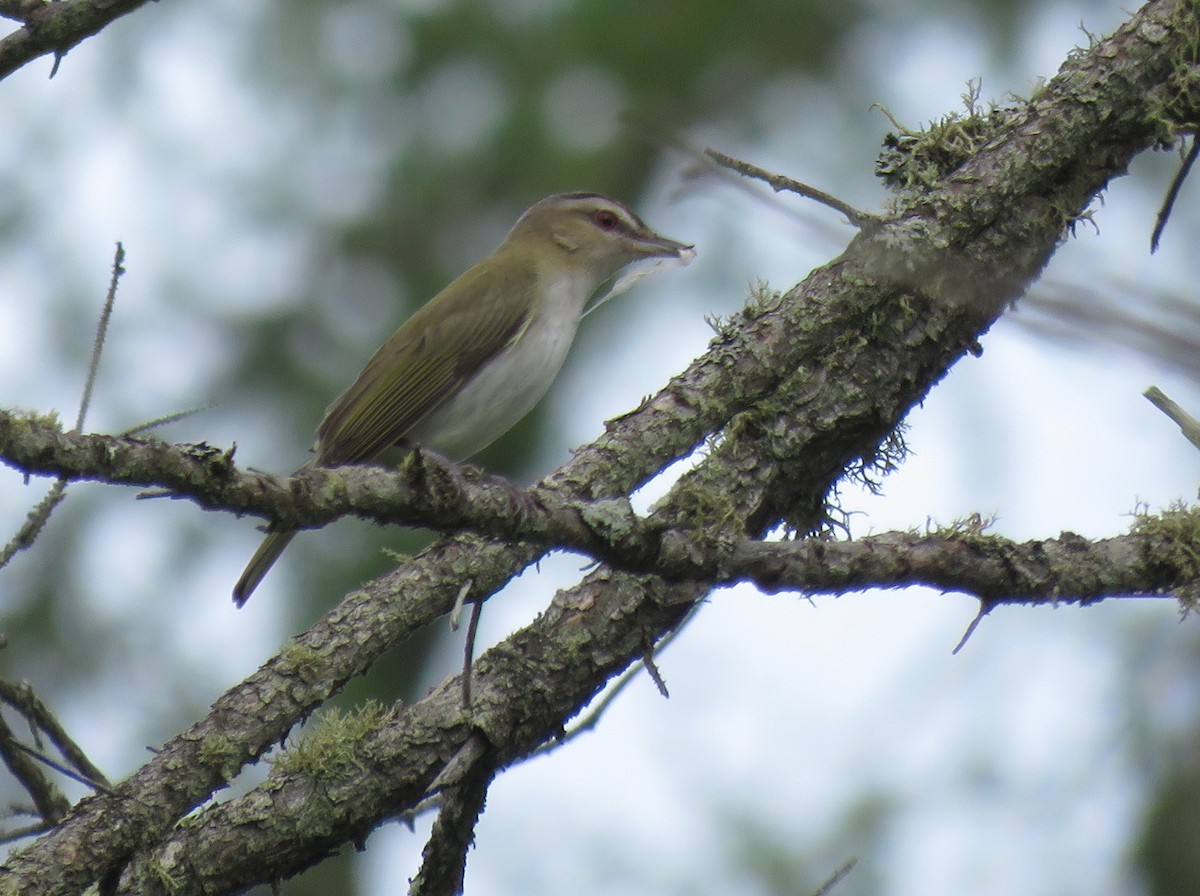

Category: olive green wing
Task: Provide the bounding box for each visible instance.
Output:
[314,258,536,467]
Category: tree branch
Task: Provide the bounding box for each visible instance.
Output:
[0,680,110,791]
[0,1,46,25]
[0,713,69,826]
[2,409,1197,606]
[0,0,154,81]
[410,734,494,896]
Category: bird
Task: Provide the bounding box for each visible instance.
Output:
[232,192,693,605]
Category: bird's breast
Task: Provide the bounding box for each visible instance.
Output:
[407,271,593,460]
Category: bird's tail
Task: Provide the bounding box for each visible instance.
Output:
[232,530,297,607]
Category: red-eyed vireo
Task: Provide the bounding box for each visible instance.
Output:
[232,192,694,605]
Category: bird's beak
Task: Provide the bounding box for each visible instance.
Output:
[633,229,695,260]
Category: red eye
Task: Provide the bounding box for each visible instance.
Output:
[592,209,620,231]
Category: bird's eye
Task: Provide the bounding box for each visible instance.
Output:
[592,209,620,231]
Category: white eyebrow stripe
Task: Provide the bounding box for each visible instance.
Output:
[553,193,648,234]
[586,198,643,231]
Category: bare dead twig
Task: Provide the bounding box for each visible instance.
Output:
[1151,136,1199,253]
[1145,386,1200,451]
[0,244,125,570]
[461,599,484,709]
[705,147,879,229]
[0,712,69,824]
[952,601,994,655]
[10,741,113,795]
[412,734,493,896]
[812,858,858,896]
[0,679,109,788]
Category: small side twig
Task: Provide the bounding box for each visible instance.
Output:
[0,819,52,846]
[0,243,125,570]
[1151,136,1199,253]
[641,636,670,699]
[1145,385,1200,451]
[0,679,110,788]
[705,148,878,229]
[9,741,113,795]
[0,712,69,824]
[812,857,858,896]
[952,601,994,655]
[121,403,213,438]
[77,243,125,433]
[461,599,484,709]
[0,485,70,568]
[412,734,494,896]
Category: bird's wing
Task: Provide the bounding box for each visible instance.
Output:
[314,258,536,467]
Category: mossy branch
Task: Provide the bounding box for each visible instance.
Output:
[2,408,1199,607]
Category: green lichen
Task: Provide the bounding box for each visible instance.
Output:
[578,497,639,544]
[277,641,325,684]
[197,733,241,784]
[926,511,997,540]
[875,82,1024,195]
[742,280,783,320]
[270,700,394,779]
[1146,2,1200,144]
[706,281,784,343]
[1131,501,1200,611]
[381,547,413,564]
[666,473,743,539]
[147,854,187,894]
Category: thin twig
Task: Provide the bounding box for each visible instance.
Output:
[0,483,68,569]
[121,404,213,437]
[705,148,878,229]
[952,601,994,655]
[0,712,69,823]
[641,637,669,699]
[661,129,845,242]
[10,742,113,795]
[0,243,125,570]
[812,858,858,896]
[77,243,125,432]
[1151,136,1198,253]
[0,820,52,846]
[1145,385,1200,451]
[461,599,483,709]
[0,680,109,788]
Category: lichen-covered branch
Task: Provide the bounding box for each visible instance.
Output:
[728,518,1198,605]
[2,1,1197,893]
[3,409,1199,607]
